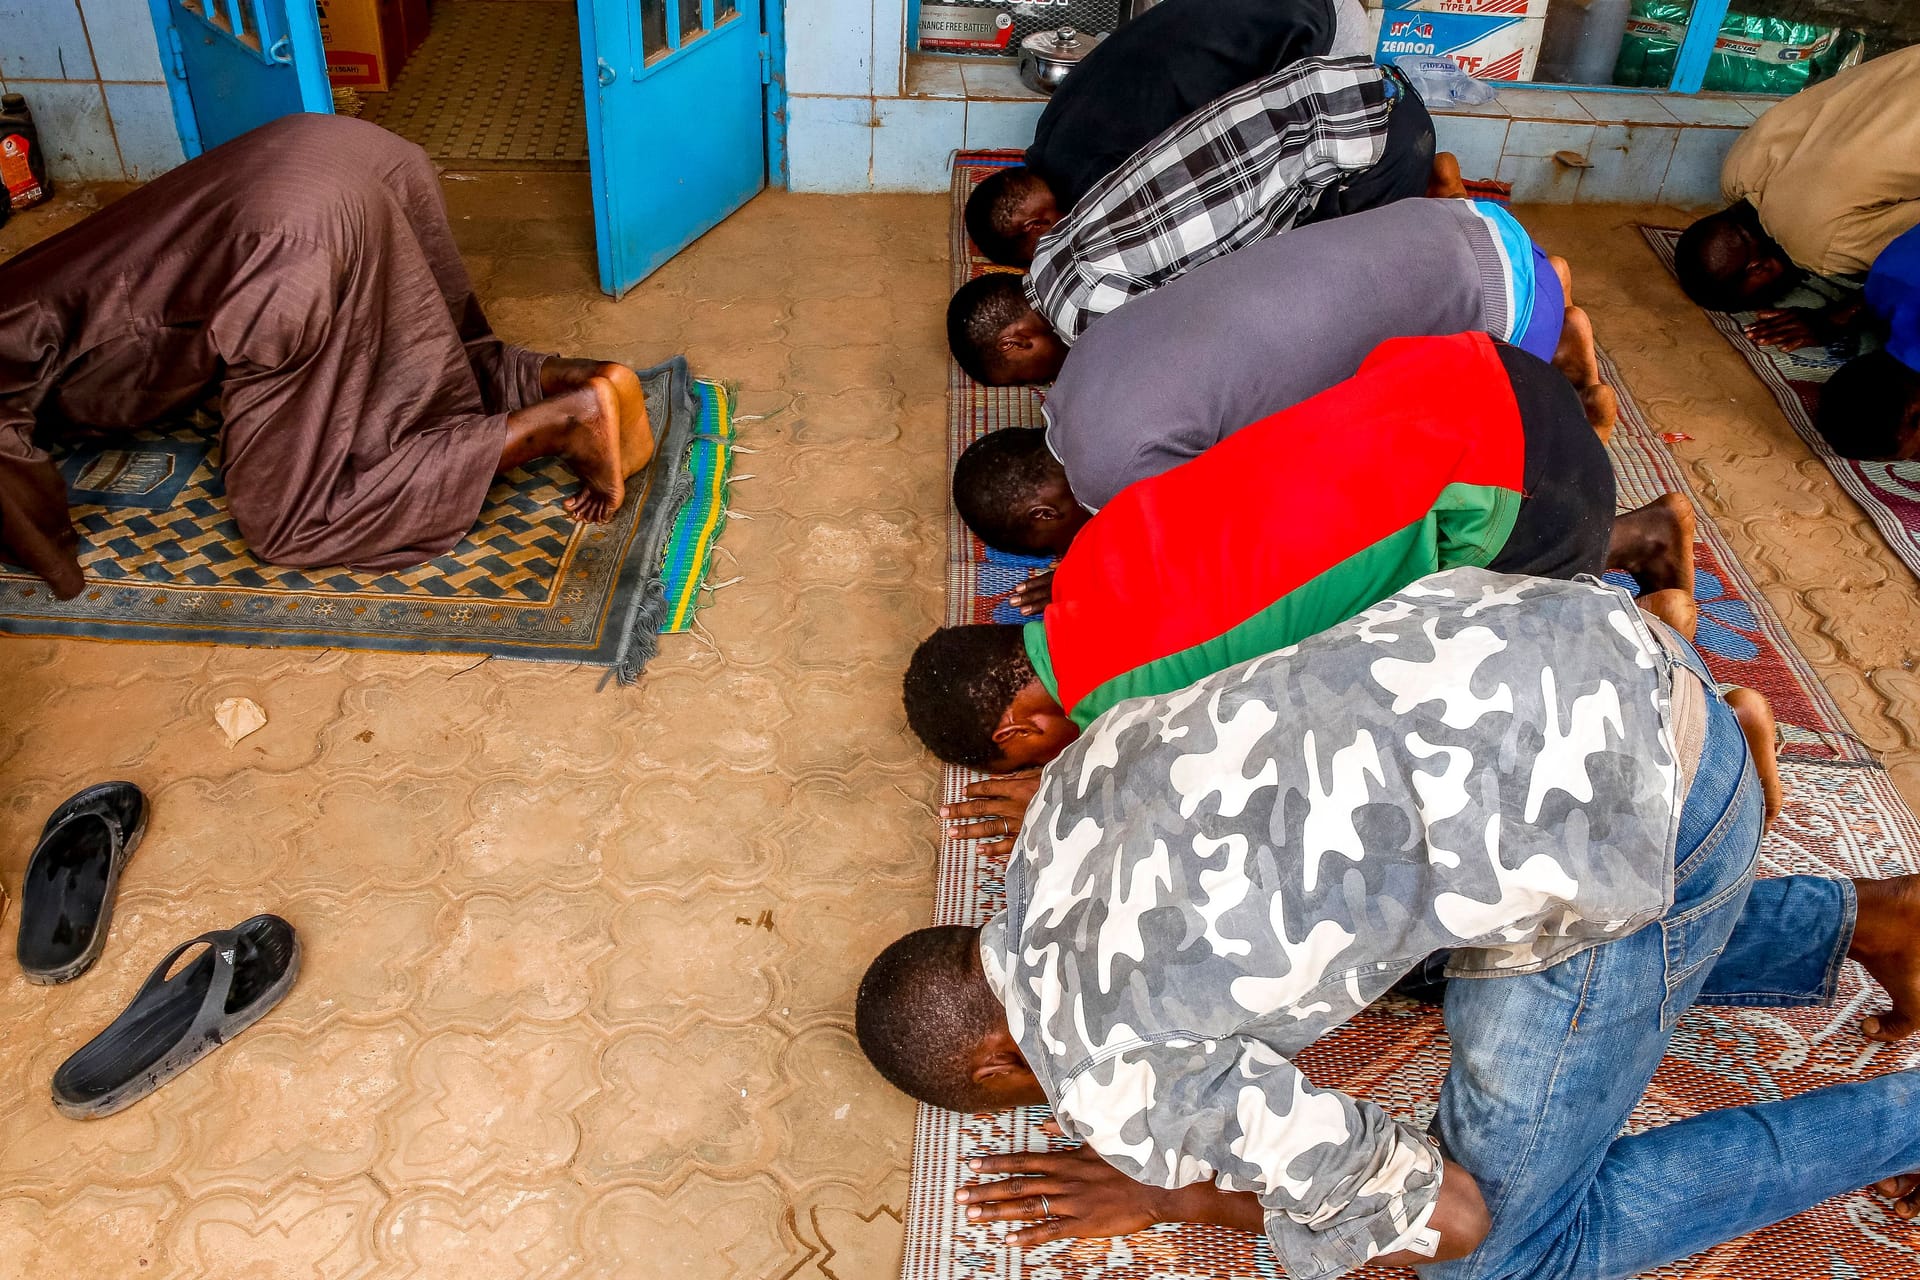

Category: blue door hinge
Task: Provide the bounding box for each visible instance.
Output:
[166,25,189,79]
[757,32,772,85]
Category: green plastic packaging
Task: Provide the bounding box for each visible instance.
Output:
[1613,1,1863,94]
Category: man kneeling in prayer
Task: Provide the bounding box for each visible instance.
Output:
[0,113,653,600]
[918,333,1695,853]
[859,568,1920,1279]
[946,197,1616,506]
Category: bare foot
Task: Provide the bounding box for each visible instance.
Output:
[1607,492,1696,596]
[1849,874,1920,1042]
[1427,152,1466,199]
[541,358,653,478]
[1547,253,1573,303]
[1874,1175,1920,1220]
[1580,382,1618,446]
[1637,587,1697,642]
[498,378,628,521]
[1552,306,1616,442]
[597,362,655,478]
[1725,685,1783,827]
[558,379,625,522]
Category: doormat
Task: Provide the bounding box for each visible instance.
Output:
[0,357,733,682]
[1641,223,1920,586]
[906,150,1920,1280]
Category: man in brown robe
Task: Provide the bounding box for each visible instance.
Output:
[0,113,651,601]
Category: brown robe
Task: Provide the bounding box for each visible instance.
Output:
[0,113,549,599]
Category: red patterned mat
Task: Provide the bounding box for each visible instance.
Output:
[907,151,1920,1279]
[1641,223,1920,589]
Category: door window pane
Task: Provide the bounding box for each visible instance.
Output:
[1531,0,1887,91]
[679,0,704,42]
[641,0,668,59]
[714,0,736,21]
[1531,0,1639,86]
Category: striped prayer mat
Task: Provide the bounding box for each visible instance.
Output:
[905,149,1920,1280]
[658,378,736,635]
[1641,223,1920,586]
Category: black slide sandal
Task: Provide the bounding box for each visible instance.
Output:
[52,914,300,1120]
[18,781,148,985]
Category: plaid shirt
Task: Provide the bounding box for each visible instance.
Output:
[1025,56,1399,344]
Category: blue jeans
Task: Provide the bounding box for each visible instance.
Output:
[1424,647,1919,1280]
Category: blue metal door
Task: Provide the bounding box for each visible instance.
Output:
[578,0,772,295]
[150,0,332,155]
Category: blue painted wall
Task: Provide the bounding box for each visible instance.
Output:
[0,0,187,179]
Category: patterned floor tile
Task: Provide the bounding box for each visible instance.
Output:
[11,174,1917,1279]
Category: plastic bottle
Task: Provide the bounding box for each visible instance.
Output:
[1393,55,1500,105]
[0,94,53,212]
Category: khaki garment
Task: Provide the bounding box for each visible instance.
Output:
[1721,45,1920,276]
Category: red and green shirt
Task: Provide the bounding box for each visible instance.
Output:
[1027,331,1528,726]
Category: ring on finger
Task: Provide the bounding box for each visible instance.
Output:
[1039,1194,1051,1218]
[997,816,1009,838]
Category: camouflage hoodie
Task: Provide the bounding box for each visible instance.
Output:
[979,568,1685,1279]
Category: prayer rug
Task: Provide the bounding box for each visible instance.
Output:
[1641,223,1920,586]
[0,357,732,682]
[909,150,1920,1280]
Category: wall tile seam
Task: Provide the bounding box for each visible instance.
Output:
[6,76,168,85]
[73,0,131,179]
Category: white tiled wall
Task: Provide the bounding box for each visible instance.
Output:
[1432,85,1773,208]
[0,0,187,181]
[787,3,1770,208]
[786,4,1052,192]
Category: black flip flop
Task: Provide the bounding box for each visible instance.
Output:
[51,914,300,1120]
[18,781,147,984]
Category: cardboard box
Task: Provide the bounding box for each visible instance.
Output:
[1381,0,1549,14]
[317,0,409,91]
[1378,9,1546,80]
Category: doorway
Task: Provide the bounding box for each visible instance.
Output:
[352,0,588,169]
[152,0,780,292]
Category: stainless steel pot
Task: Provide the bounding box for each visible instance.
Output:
[1018,26,1105,95]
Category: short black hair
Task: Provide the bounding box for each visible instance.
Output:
[1675,203,1773,312]
[964,167,1045,266]
[1816,350,1920,460]
[855,925,1002,1111]
[903,625,1035,768]
[946,273,1034,386]
[952,427,1062,554]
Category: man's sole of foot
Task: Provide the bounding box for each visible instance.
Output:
[561,378,626,523]
[1581,383,1618,447]
[597,362,655,478]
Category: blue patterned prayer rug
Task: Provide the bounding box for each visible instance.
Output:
[0,357,729,682]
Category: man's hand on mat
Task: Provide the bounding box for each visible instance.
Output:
[941,771,1042,858]
[1009,568,1055,615]
[958,1140,1260,1245]
[1744,305,1843,351]
[1746,299,1868,351]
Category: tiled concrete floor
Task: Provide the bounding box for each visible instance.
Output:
[6,177,1920,1279]
[0,175,948,1279]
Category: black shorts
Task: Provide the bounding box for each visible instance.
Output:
[1487,341,1615,579]
[1299,71,1437,224]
